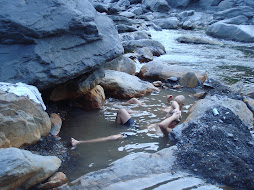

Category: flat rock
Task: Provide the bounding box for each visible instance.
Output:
[100,70,158,99]
[139,61,207,84]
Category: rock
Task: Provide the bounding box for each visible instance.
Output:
[93,2,108,13]
[129,6,143,15]
[117,0,131,8]
[0,0,123,90]
[166,0,191,8]
[0,148,61,190]
[100,70,158,99]
[243,96,254,115]
[38,172,68,189]
[152,17,179,29]
[50,113,62,136]
[179,72,199,88]
[0,90,51,148]
[139,61,207,83]
[142,0,171,13]
[50,68,105,101]
[243,88,254,99]
[229,81,244,94]
[206,22,254,42]
[153,81,163,87]
[130,0,142,4]
[191,91,207,98]
[73,85,106,110]
[117,24,138,33]
[222,15,249,25]
[0,132,10,148]
[108,3,122,14]
[172,97,254,189]
[213,6,254,20]
[176,36,223,46]
[119,31,150,41]
[182,20,195,30]
[104,55,136,75]
[186,95,253,128]
[119,11,136,18]
[166,77,179,82]
[135,47,154,63]
[122,39,166,56]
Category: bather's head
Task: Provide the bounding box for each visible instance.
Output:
[174,95,185,107]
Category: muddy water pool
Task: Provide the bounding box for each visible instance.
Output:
[60,89,198,181]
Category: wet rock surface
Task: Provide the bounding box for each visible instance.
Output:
[173,106,254,189]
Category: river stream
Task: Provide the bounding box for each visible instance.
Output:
[60,28,254,184]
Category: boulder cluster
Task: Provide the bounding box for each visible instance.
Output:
[0,0,254,189]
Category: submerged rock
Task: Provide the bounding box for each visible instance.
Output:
[0,148,61,190]
[100,70,158,98]
[176,35,223,46]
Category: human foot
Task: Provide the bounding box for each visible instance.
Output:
[71,138,79,146]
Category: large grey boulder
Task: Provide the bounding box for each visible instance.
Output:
[0,90,51,148]
[100,70,158,98]
[213,6,254,20]
[166,0,191,8]
[171,95,254,189]
[206,22,254,42]
[0,0,123,90]
[0,148,61,190]
[142,0,171,13]
[152,17,179,29]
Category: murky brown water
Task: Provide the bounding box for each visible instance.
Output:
[60,89,198,181]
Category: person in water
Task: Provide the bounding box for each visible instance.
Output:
[71,98,139,146]
[158,95,185,137]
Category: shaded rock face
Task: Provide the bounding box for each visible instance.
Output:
[173,106,254,189]
[0,148,61,190]
[0,90,51,148]
[100,70,158,98]
[142,0,171,13]
[73,85,106,110]
[0,0,123,90]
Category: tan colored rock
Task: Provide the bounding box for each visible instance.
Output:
[0,132,10,148]
[243,97,254,115]
[0,90,51,148]
[38,172,68,189]
[191,91,207,99]
[74,85,105,110]
[153,81,163,87]
[139,61,207,83]
[50,113,62,136]
[100,70,158,99]
[0,148,61,190]
[179,72,199,88]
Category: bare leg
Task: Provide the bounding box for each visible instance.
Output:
[115,108,131,125]
[71,134,124,146]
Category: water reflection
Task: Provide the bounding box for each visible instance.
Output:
[60,89,197,181]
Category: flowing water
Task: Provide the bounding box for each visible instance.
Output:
[147,29,254,92]
[60,29,254,187]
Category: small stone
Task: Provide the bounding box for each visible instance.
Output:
[153,81,163,87]
[38,172,68,189]
[173,85,182,89]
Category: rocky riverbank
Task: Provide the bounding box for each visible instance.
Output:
[0,0,254,189]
